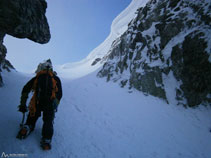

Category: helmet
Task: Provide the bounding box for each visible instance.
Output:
[35,59,53,73]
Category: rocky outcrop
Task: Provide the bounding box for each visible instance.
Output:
[0,0,50,86]
[0,35,14,70]
[0,33,14,86]
[0,0,50,44]
[171,31,211,106]
[97,0,211,107]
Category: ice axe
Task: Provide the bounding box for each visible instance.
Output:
[16,112,27,139]
[20,112,26,128]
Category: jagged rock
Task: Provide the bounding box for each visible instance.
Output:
[129,66,167,101]
[0,33,14,86]
[0,47,15,86]
[171,31,211,106]
[97,0,211,107]
[0,0,50,86]
[156,19,184,49]
[0,0,50,44]
[91,58,101,66]
[168,0,180,9]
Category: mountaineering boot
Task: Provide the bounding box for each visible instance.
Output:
[40,138,52,150]
[16,125,31,139]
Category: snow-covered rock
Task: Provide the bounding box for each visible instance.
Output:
[97,0,211,107]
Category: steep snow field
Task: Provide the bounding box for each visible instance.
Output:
[0,70,211,158]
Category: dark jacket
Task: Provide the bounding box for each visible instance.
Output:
[22,73,62,102]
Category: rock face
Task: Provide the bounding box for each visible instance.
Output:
[0,0,50,86]
[97,0,211,107]
[0,32,15,87]
[0,0,50,44]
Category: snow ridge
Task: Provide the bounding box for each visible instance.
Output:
[56,0,149,79]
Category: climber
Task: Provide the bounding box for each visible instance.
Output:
[17,59,62,150]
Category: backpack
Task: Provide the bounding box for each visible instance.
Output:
[29,70,58,116]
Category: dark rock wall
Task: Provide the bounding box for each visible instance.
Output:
[171,31,211,106]
[0,0,50,44]
[97,0,211,106]
[0,0,50,86]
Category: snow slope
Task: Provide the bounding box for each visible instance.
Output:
[56,0,149,79]
[0,70,211,158]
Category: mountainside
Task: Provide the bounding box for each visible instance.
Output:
[0,1,211,157]
[97,0,211,107]
[56,0,149,79]
[0,0,50,86]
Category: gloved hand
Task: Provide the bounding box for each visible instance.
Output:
[18,104,28,113]
[53,98,60,112]
[20,93,28,106]
[18,93,28,113]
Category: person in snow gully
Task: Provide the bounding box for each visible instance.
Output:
[17,59,62,150]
